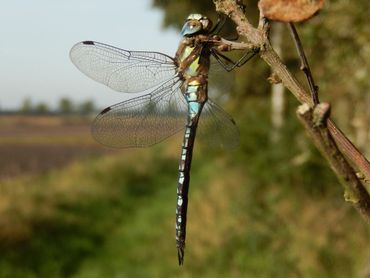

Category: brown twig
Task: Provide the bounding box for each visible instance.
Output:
[213,0,370,183]
[219,38,254,50]
[297,103,370,220]
[288,22,319,105]
[212,0,370,219]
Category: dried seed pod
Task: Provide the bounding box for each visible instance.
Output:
[258,0,325,22]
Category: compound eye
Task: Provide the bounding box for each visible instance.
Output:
[180,19,203,36]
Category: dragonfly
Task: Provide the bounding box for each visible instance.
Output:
[70,13,257,265]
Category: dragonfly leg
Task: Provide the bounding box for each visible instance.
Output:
[211,48,259,72]
[211,13,241,41]
[211,13,227,35]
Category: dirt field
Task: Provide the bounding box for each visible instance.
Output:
[0,115,112,179]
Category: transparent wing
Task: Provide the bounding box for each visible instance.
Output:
[208,55,235,100]
[92,78,187,148]
[198,99,240,149]
[70,41,178,93]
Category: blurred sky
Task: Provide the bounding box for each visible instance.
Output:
[0,0,180,110]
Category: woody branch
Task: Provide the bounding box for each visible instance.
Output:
[212,0,370,219]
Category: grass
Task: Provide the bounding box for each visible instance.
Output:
[1,144,369,277]
[0,111,369,276]
[0,145,179,277]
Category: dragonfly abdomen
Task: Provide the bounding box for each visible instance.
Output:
[176,77,207,265]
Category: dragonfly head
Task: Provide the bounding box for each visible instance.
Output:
[181,14,213,37]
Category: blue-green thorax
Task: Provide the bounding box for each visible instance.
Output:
[179,46,200,77]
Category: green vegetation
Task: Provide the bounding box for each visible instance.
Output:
[78,100,96,116]
[59,98,74,115]
[20,98,33,114]
[17,97,96,115]
[0,98,369,276]
[0,147,177,277]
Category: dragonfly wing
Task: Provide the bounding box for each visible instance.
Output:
[198,99,240,149]
[208,56,235,99]
[92,78,187,148]
[70,41,178,93]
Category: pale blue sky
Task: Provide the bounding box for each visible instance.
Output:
[0,0,180,110]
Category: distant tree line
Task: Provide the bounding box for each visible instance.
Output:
[19,97,96,115]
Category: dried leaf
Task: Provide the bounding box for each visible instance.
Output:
[258,0,325,22]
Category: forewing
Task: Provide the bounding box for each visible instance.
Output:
[92,78,187,148]
[70,41,178,93]
[198,99,240,149]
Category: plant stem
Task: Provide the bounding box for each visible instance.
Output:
[288,22,319,105]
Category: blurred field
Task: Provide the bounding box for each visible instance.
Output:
[0,115,112,179]
[0,104,369,277]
